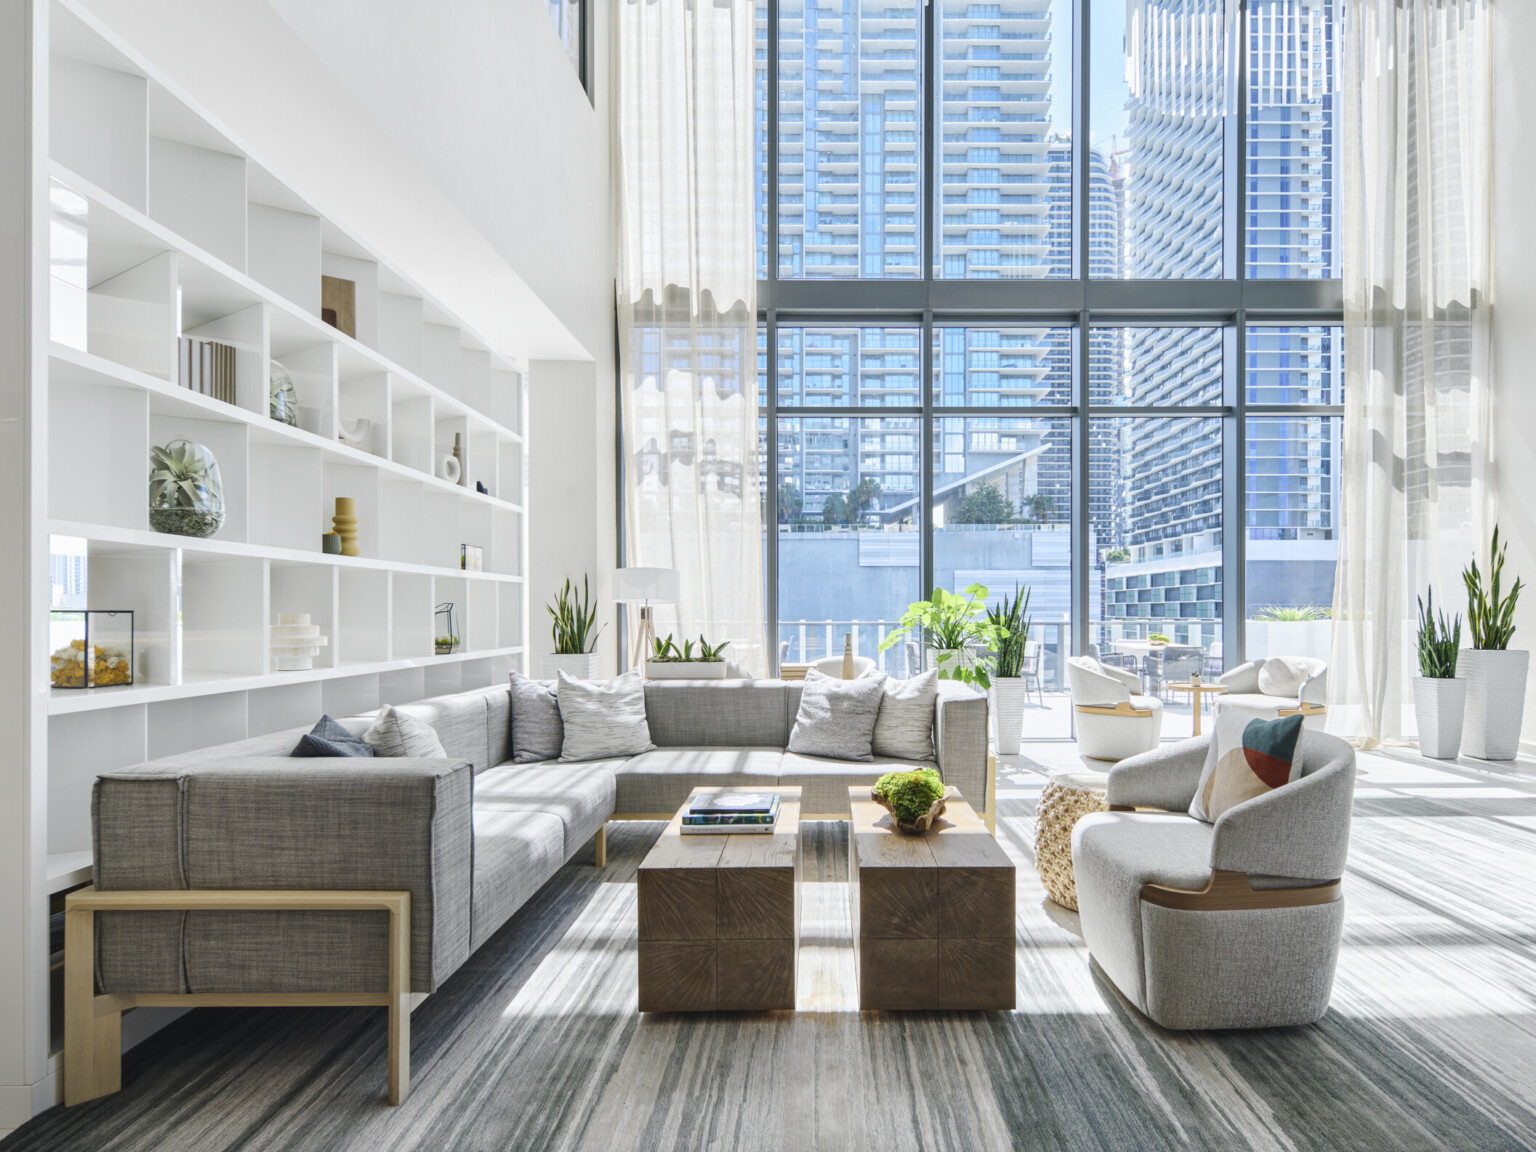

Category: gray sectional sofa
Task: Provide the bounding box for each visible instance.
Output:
[90,677,990,1000]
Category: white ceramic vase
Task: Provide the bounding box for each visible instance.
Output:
[541,652,602,681]
[990,677,1028,755]
[1412,676,1467,760]
[439,455,462,484]
[1458,648,1529,760]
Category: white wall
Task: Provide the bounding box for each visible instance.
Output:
[265,0,613,365]
[530,360,618,674]
[1492,2,1536,753]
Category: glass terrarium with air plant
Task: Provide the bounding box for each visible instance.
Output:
[148,437,225,538]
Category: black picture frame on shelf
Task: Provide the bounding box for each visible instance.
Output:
[49,609,135,689]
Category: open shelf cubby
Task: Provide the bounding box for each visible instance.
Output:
[33,0,530,880]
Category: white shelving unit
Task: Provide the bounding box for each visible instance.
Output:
[8,0,533,1102]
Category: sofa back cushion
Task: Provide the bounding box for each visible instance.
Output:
[643,681,792,747]
[390,692,490,773]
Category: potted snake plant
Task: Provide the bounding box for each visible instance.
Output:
[542,576,603,680]
[644,634,732,680]
[1413,589,1465,759]
[1459,526,1526,759]
[985,585,1032,755]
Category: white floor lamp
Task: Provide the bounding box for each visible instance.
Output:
[613,567,680,671]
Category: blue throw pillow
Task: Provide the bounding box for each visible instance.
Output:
[292,715,374,758]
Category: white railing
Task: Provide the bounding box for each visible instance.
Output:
[777,618,1072,688]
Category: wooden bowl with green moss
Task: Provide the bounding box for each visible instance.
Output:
[870,768,957,834]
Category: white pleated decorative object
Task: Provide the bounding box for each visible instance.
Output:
[271,612,329,672]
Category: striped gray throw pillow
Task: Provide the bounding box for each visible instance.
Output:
[787,668,888,762]
[871,669,938,761]
[557,668,655,762]
[363,705,447,758]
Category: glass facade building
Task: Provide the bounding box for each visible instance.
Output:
[750,0,1343,719]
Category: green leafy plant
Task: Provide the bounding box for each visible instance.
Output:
[951,484,1015,525]
[879,584,993,688]
[1148,632,1172,645]
[149,440,215,507]
[548,576,601,654]
[1416,589,1461,679]
[1253,604,1332,622]
[1019,493,1056,523]
[985,585,1032,679]
[1463,525,1524,650]
[1105,547,1130,563]
[649,633,730,663]
[873,767,945,826]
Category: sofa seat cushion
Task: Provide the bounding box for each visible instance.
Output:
[777,751,934,817]
[475,761,620,857]
[1071,812,1213,1011]
[614,747,783,816]
[470,808,566,951]
[1217,692,1297,716]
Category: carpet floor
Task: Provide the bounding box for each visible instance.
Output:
[5,745,1536,1152]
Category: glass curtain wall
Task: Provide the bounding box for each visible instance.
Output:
[753,0,1342,738]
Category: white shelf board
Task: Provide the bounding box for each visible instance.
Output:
[48,519,525,584]
[48,646,525,716]
[46,852,93,892]
[51,344,525,515]
[50,162,525,445]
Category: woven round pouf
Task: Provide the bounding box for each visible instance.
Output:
[1033,771,1110,910]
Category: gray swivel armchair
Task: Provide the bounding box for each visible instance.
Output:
[1070,728,1356,1029]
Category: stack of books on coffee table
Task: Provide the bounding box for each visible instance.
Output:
[680,792,780,835]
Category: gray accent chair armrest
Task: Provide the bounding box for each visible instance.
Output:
[1218,660,1262,693]
[1105,735,1208,811]
[1210,729,1356,882]
[934,679,989,812]
[1299,668,1329,707]
[93,757,475,995]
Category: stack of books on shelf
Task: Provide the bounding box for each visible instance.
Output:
[680,792,780,835]
[178,336,236,404]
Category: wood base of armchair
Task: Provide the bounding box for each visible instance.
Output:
[65,887,412,1107]
[1140,870,1340,912]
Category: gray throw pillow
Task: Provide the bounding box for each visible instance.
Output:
[787,667,888,762]
[510,671,564,763]
[557,668,655,762]
[292,714,374,758]
[364,705,447,758]
[871,669,938,761]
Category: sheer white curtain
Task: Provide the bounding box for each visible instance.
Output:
[613,0,764,673]
[1331,0,1495,744]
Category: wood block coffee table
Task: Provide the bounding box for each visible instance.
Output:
[848,786,1015,1010]
[637,786,801,1012]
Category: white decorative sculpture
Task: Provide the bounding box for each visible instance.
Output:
[338,417,373,452]
[270,612,329,671]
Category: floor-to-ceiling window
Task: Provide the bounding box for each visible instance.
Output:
[754,0,1342,737]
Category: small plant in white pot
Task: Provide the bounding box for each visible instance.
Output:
[1413,589,1465,759]
[542,576,603,680]
[1459,526,1526,759]
[644,634,731,680]
[985,585,1032,755]
[879,584,993,689]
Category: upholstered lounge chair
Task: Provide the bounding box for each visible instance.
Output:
[1070,729,1356,1029]
[1068,655,1163,762]
[1216,657,1328,729]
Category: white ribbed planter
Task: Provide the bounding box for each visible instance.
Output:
[645,661,729,680]
[1458,649,1528,760]
[990,677,1028,755]
[933,647,978,680]
[1412,676,1466,760]
[542,652,602,681]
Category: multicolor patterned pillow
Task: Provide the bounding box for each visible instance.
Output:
[1189,710,1306,823]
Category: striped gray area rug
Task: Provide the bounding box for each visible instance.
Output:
[6,748,1536,1151]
